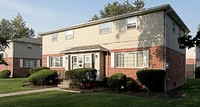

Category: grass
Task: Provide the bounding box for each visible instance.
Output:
[0,78,200,107]
[0,78,34,94]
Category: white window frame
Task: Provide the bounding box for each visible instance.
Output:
[66,30,74,40]
[22,59,38,68]
[51,33,58,42]
[99,22,111,35]
[127,17,137,29]
[111,50,149,68]
[50,57,63,68]
[84,54,91,64]
[26,44,32,50]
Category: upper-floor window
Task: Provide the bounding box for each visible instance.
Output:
[26,44,32,50]
[127,17,137,29]
[66,30,74,40]
[99,22,111,35]
[51,33,58,42]
[173,21,176,33]
[50,57,63,67]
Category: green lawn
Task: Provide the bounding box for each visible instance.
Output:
[0,78,34,94]
[0,78,200,107]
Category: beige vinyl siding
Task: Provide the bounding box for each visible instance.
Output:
[43,11,164,54]
[14,42,42,59]
[4,42,14,57]
[166,15,185,54]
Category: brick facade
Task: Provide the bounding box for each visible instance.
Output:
[185,59,195,77]
[0,57,13,77]
[166,47,185,90]
[107,46,164,79]
[42,54,65,79]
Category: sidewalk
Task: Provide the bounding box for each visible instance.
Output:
[0,88,80,98]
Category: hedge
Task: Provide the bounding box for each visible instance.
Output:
[195,67,200,78]
[28,69,58,86]
[29,66,50,75]
[107,73,126,90]
[65,68,97,88]
[137,69,165,92]
[126,77,141,92]
[0,69,11,78]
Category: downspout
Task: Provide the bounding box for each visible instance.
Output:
[164,8,171,92]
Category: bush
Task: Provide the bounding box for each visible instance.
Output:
[65,68,97,88]
[107,73,126,90]
[195,67,200,78]
[127,79,141,92]
[29,66,49,75]
[0,70,11,78]
[28,69,58,86]
[137,69,165,92]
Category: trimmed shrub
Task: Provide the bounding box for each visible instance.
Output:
[0,70,11,78]
[107,73,126,90]
[137,69,165,92]
[195,67,200,78]
[127,80,141,92]
[65,68,97,88]
[28,69,58,86]
[29,66,49,75]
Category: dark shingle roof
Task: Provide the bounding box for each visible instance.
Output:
[10,37,42,45]
[60,45,107,54]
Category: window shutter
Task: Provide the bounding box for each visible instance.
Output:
[20,59,23,67]
[47,56,50,67]
[68,55,70,70]
[62,56,65,67]
[37,60,40,67]
[111,52,116,68]
[143,50,149,67]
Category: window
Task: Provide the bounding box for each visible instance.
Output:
[66,30,74,40]
[111,50,149,68]
[23,60,37,68]
[99,22,111,34]
[173,21,176,33]
[50,57,63,67]
[51,33,58,42]
[127,17,137,29]
[26,44,32,50]
[85,55,91,63]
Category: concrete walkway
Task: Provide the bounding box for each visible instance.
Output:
[0,88,80,98]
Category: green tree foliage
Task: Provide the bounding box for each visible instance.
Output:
[90,0,145,21]
[0,13,35,40]
[178,24,200,49]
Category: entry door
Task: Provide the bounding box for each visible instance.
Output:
[71,56,78,69]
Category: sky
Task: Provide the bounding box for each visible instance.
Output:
[0,0,199,37]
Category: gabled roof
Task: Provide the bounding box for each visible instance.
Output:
[9,37,42,45]
[39,4,190,36]
[60,45,107,54]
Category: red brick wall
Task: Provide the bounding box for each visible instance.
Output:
[166,48,185,90]
[0,57,13,77]
[185,59,195,77]
[107,46,164,79]
[42,54,65,79]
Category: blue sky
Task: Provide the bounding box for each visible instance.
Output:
[0,0,199,36]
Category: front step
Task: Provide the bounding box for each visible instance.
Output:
[58,80,71,89]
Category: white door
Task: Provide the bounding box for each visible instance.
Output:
[71,55,78,70]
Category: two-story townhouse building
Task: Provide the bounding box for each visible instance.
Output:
[40,4,189,90]
[186,47,200,77]
[0,37,42,77]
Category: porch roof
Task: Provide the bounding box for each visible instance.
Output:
[60,45,108,54]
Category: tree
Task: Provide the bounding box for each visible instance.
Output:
[90,0,145,21]
[178,24,200,49]
[0,13,35,40]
